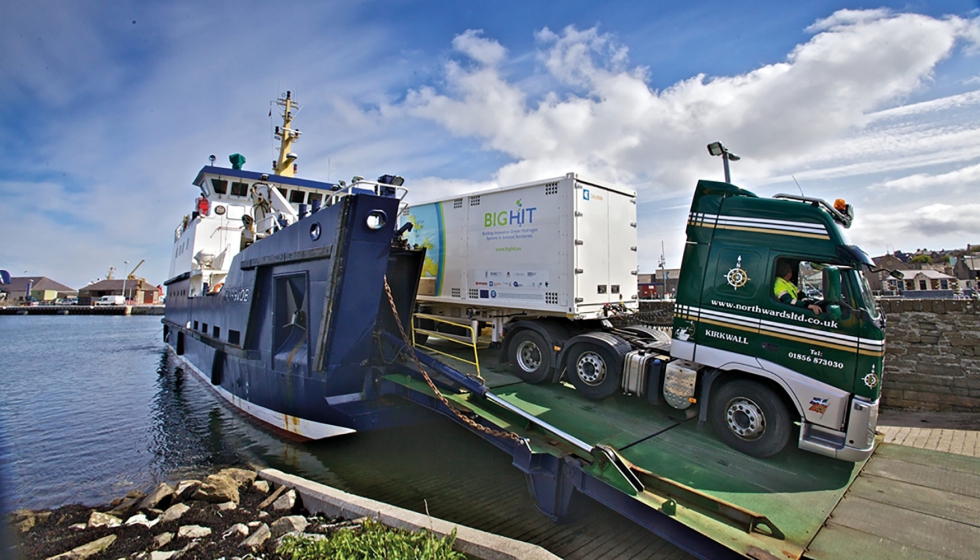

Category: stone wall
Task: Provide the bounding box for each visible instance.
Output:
[638,298,980,412]
[879,299,980,412]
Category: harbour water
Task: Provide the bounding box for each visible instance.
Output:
[0,315,684,558]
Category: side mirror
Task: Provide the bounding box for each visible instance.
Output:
[822,266,841,305]
[822,266,842,321]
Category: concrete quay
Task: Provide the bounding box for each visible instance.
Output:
[0,305,164,316]
[877,410,980,457]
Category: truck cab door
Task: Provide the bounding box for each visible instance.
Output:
[757,259,860,431]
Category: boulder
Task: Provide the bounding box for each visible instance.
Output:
[272,489,297,511]
[177,524,211,539]
[139,483,175,511]
[217,468,256,487]
[251,480,270,494]
[68,523,86,531]
[247,521,262,528]
[192,474,239,504]
[173,480,201,501]
[124,513,159,528]
[222,523,249,539]
[240,523,270,549]
[159,503,191,524]
[137,552,176,560]
[256,484,287,509]
[152,532,174,549]
[217,501,237,511]
[108,495,143,518]
[270,515,308,538]
[86,511,121,529]
[14,517,36,533]
[45,534,117,560]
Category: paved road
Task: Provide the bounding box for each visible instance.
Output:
[877,410,980,457]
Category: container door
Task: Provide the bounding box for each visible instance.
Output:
[573,182,611,314]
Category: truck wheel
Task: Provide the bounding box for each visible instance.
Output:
[566,343,620,399]
[710,380,791,458]
[508,330,552,384]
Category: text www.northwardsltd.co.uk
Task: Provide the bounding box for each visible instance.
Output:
[709,300,839,329]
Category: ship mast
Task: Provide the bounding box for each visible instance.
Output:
[273,91,301,177]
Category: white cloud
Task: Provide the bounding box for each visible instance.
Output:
[874,162,980,191]
[452,30,507,67]
[393,10,979,198]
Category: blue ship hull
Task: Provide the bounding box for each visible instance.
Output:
[163,192,426,439]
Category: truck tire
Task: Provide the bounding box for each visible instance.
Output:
[508,330,552,384]
[566,343,620,399]
[710,380,791,458]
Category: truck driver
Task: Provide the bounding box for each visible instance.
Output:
[774,260,822,314]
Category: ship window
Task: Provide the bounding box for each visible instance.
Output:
[230,182,249,197]
[193,321,199,330]
[277,187,288,198]
[202,323,208,333]
[307,192,322,204]
[228,330,240,345]
[212,179,228,194]
[290,190,305,203]
[213,326,220,338]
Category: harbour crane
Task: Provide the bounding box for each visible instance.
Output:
[127,259,145,280]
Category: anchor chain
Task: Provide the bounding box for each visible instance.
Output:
[383,276,524,444]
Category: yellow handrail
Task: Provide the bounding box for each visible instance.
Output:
[412,313,483,380]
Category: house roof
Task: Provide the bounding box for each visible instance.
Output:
[898,269,955,280]
[81,278,156,291]
[0,276,77,294]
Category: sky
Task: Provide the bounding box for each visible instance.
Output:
[1,0,979,288]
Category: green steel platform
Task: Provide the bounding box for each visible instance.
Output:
[385,338,980,560]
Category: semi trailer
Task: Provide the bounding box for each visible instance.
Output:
[401,173,884,461]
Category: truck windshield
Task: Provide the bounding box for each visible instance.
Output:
[852,268,879,320]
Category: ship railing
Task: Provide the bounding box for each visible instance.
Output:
[325,180,409,206]
[412,313,484,380]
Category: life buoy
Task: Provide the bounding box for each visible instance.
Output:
[197,197,210,216]
[211,282,224,293]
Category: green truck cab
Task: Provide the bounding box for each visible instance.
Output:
[671,180,882,461]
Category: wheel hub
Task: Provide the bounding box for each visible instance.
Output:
[725,397,766,440]
[516,340,542,372]
[576,351,606,386]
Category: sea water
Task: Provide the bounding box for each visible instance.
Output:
[0,315,680,559]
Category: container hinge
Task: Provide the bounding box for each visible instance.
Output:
[630,222,637,227]
[631,270,638,275]
[574,211,584,217]
[630,246,637,251]
[575,268,584,274]
[575,297,584,303]
[574,239,584,245]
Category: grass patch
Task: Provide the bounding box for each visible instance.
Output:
[277,517,466,560]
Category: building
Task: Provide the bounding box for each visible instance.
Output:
[77,278,161,305]
[0,276,77,304]
[952,254,980,291]
[638,269,680,299]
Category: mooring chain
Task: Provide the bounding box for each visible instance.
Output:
[383,276,524,444]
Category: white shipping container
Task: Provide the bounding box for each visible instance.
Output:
[400,173,638,320]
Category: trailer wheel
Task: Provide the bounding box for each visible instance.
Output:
[710,380,790,458]
[566,343,620,399]
[508,330,552,384]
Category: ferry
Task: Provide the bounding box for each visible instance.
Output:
[162,91,425,439]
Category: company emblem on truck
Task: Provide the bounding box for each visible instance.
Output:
[863,365,879,389]
[725,255,750,290]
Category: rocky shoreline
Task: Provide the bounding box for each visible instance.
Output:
[8,467,371,560]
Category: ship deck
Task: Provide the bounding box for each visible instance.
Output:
[384,336,980,559]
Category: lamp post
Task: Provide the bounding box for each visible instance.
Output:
[707,141,740,183]
[122,260,129,304]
